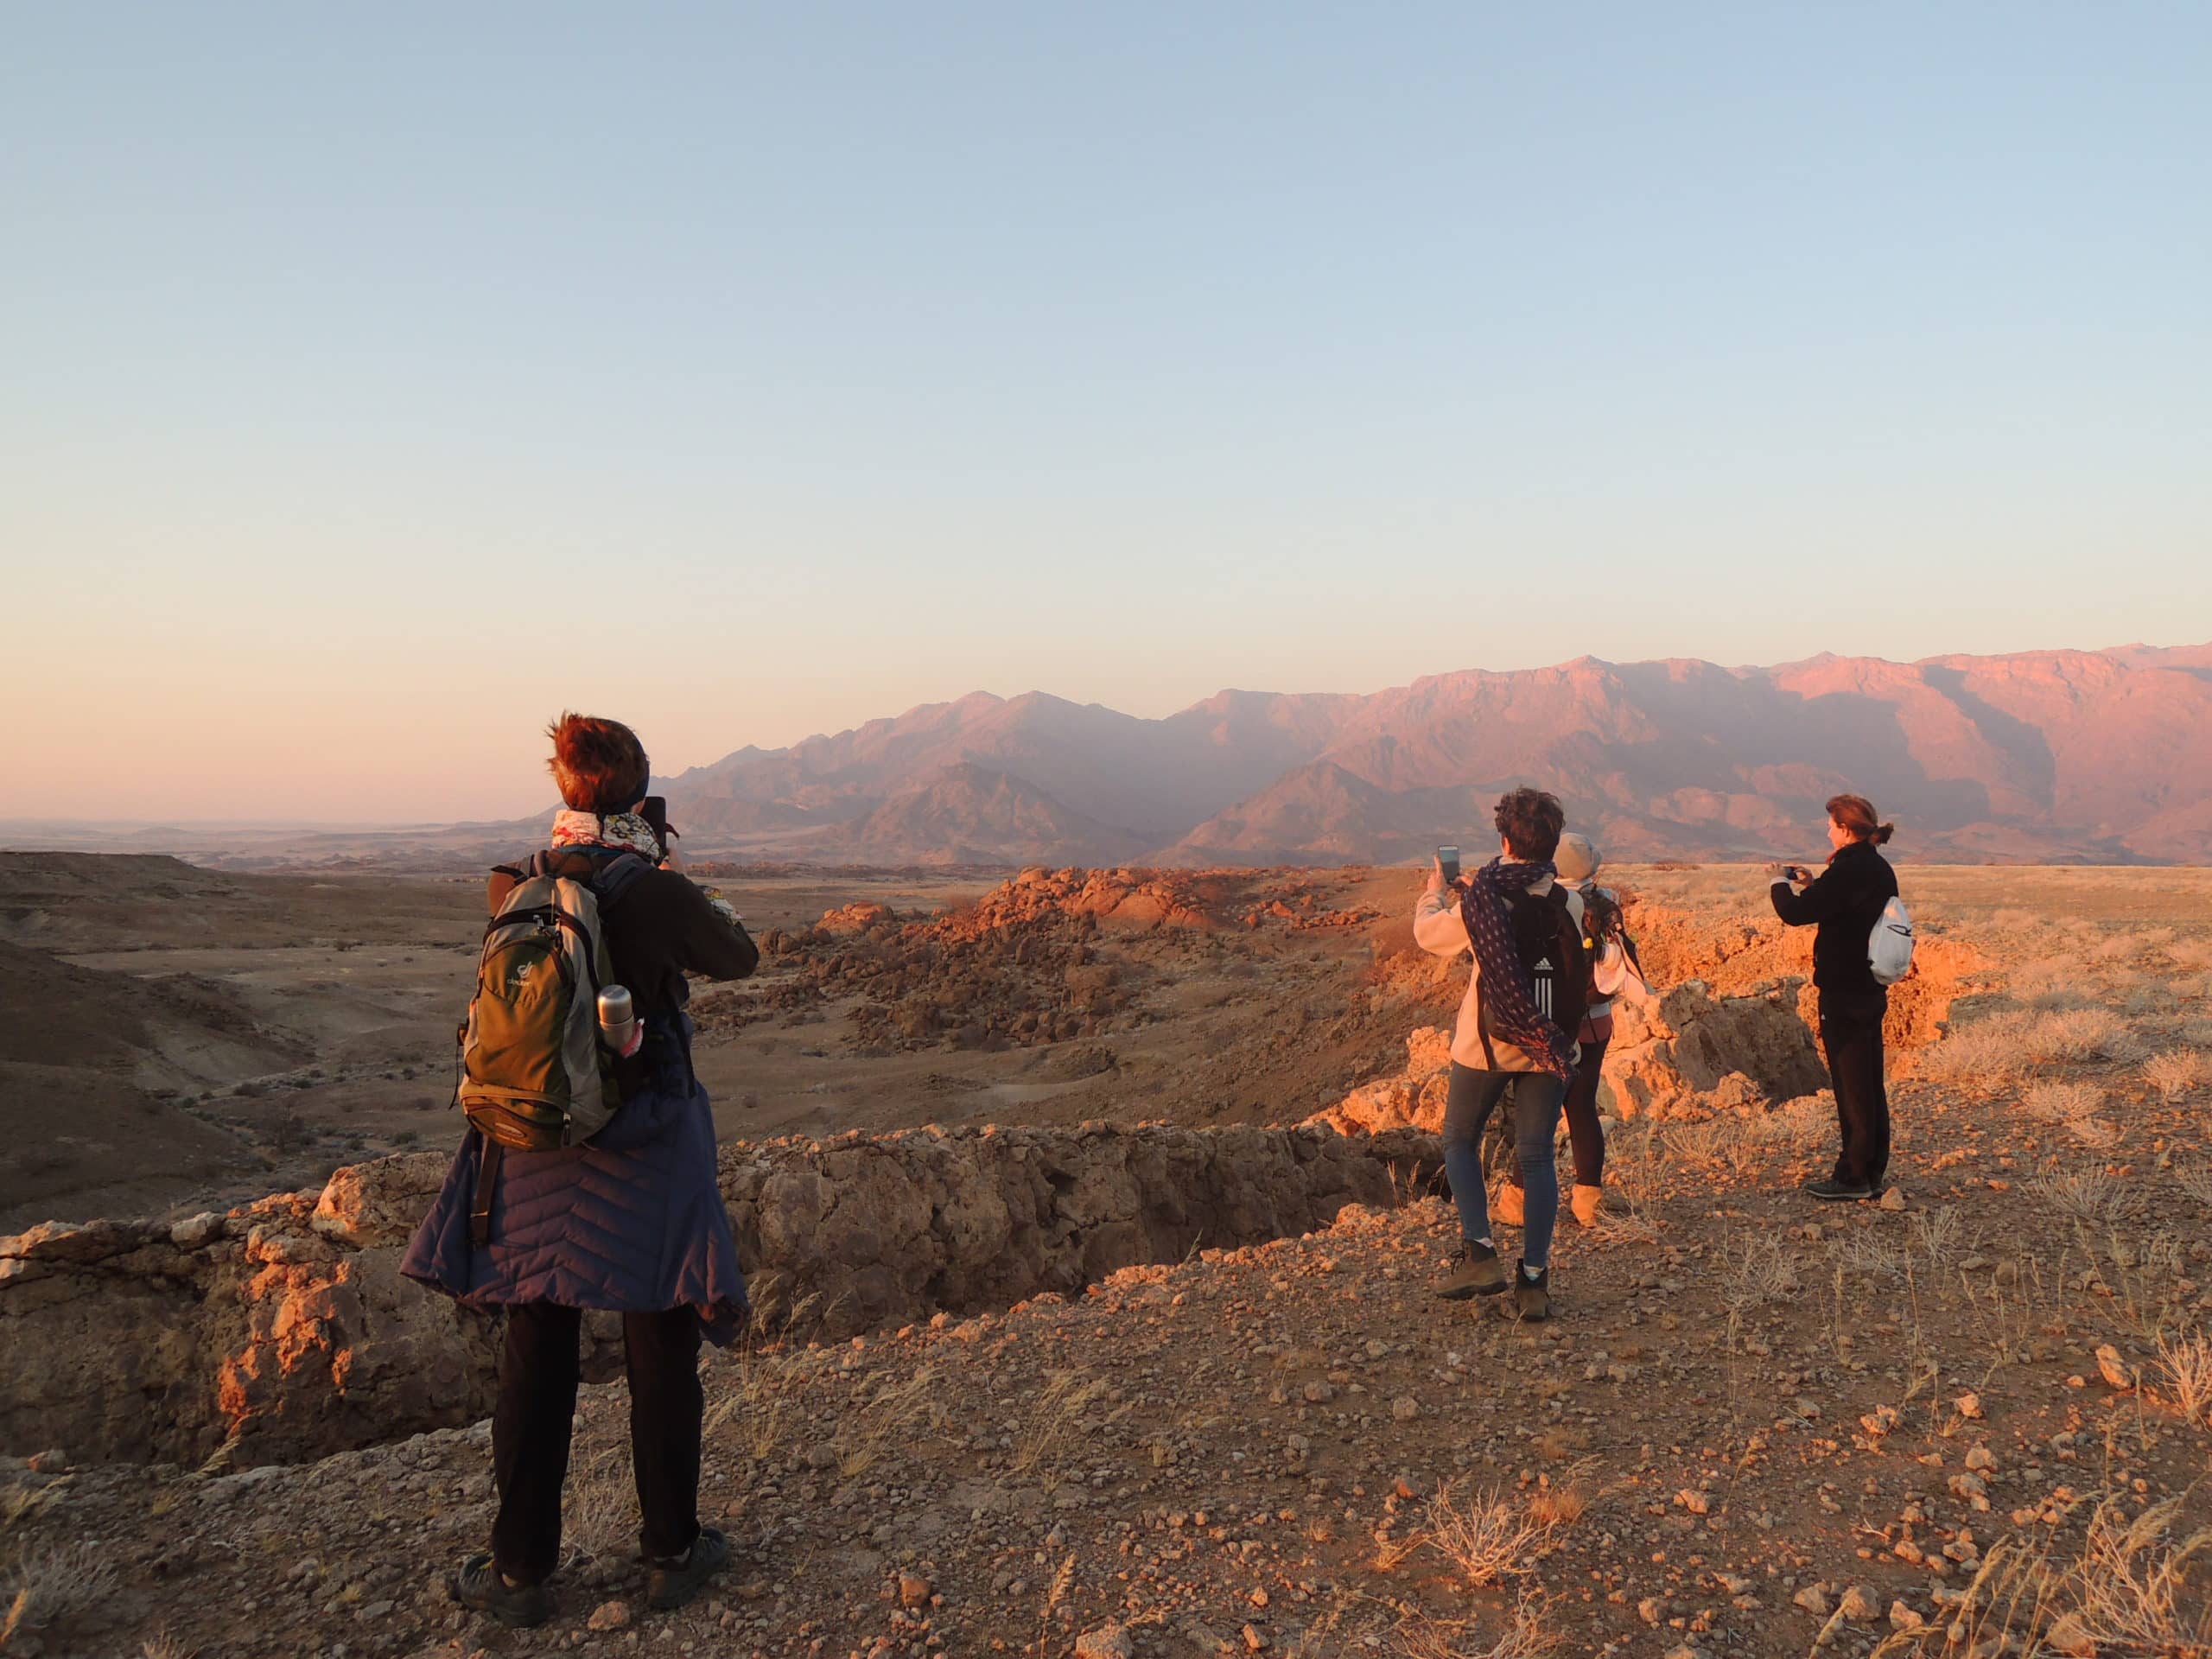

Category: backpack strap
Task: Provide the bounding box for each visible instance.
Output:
[589,850,652,912]
[469,1136,503,1249]
[530,845,652,910]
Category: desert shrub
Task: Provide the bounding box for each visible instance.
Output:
[2164,938,2212,971]
[1395,1602,1560,1659]
[0,1541,118,1631]
[1423,1484,1558,1586]
[2067,1116,2121,1149]
[1665,1119,1745,1166]
[1756,1095,1831,1147]
[1720,1233,1799,1312]
[1913,1014,2034,1086]
[2019,1008,2137,1065]
[2068,1496,2212,1654]
[2142,1049,2209,1101]
[562,1437,635,1560]
[2030,1170,2126,1224]
[2024,1081,2103,1122]
[2155,1333,2212,1425]
[2010,956,2085,1010]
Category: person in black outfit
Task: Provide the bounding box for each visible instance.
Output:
[404,715,759,1627]
[1769,792,1899,1201]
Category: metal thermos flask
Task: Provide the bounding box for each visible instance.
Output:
[597,985,638,1054]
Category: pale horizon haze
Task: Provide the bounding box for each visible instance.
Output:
[4,7,2208,823]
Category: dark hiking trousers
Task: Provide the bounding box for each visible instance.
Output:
[491,1302,704,1586]
[1821,994,1890,1191]
[1489,1034,1607,1192]
[1444,1063,1567,1268]
[1561,1034,1608,1188]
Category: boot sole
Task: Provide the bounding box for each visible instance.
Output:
[1436,1278,1509,1300]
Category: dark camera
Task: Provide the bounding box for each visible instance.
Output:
[639,797,677,859]
[1436,845,1460,884]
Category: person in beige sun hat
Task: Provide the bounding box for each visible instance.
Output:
[1488,830,1644,1229]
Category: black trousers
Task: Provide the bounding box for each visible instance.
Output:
[1820,995,1890,1190]
[491,1303,703,1586]
[1490,1034,1609,1189]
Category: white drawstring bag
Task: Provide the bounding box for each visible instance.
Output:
[1868,894,1916,986]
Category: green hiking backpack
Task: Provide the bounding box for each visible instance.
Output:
[456,850,649,1155]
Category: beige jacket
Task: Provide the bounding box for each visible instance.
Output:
[1414,878,1632,1073]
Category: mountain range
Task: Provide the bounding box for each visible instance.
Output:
[653,643,2212,867]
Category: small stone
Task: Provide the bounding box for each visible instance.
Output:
[587,1600,631,1632]
[170,1212,223,1248]
[1964,1446,1998,1472]
[1242,1625,1267,1652]
[1676,1489,1710,1516]
[1794,1584,1832,1617]
[2095,1344,2133,1391]
[1840,1583,1882,1621]
[1249,1587,1268,1608]
[1075,1624,1135,1659]
[1878,1187,1908,1211]
[22,1449,67,1473]
[1391,1395,1419,1422]
[1665,1645,1706,1659]
[1639,1597,1665,1625]
[2044,1611,2095,1657]
[1953,1391,1982,1420]
[1889,1601,1924,1631]
[898,1573,931,1610]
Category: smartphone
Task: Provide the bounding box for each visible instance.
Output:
[1436,845,1460,884]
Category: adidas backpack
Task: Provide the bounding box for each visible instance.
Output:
[1868,893,1916,986]
[1476,887,1591,1064]
[456,849,649,1154]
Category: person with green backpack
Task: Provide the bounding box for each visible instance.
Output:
[403,714,759,1628]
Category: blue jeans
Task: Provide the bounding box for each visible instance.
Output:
[1442,1062,1567,1269]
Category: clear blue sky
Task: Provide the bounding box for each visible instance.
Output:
[3,4,2207,820]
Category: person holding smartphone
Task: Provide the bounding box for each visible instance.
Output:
[1769,794,1899,1201]
[1414,790,1584,1320]
[1486,832,1641,1227]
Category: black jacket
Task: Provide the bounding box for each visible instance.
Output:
[486,848,759,1027]
[1770,839,1897,1003]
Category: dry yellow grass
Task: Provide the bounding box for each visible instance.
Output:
[1422,1483,1560,1586]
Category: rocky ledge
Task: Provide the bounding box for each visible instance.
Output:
[0,1122,1436,1470]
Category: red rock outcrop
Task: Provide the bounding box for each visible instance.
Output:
[0,1122,1437,1468]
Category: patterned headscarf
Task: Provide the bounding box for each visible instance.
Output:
[549,810,743,927]
[1458,857,1577,1081]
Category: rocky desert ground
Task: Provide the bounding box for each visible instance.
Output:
[3,853,2210,1658]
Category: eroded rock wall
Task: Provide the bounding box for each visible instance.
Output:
[0,1122,1436,1468]
[1319,899,1987,1135]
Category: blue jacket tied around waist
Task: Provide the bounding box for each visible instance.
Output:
[402,1013,749,1343]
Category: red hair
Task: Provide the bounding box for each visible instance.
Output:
[546,713,650,813]
[1827,793,1894,847]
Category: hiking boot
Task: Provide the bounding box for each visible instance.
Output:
[1491,1182,1525,1228]
[646,1526,732,1611]
[1570,1183,1605,1226]
[451,1554,554,1629]
[1511,1262,1552,1322]
[1436,1239,1509,1300]
[1803,1178,1874,1203]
